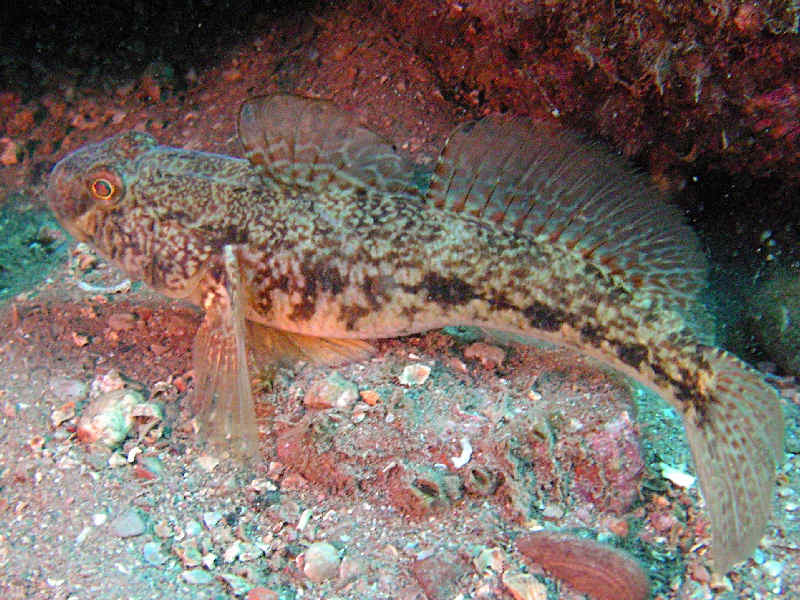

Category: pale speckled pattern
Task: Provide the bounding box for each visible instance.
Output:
[47,95,783,574]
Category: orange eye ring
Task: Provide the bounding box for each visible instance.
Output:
[91,178,115,201]
[86,167,123,206]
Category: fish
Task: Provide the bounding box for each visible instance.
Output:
[46,94,783,574]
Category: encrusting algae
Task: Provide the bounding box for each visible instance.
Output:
[46,94,784,574]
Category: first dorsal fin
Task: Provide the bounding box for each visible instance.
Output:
[426,116,708,314]
[238,94,420,200]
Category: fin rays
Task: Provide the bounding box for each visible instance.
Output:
[683,348,783,573]
[427,116,707,313]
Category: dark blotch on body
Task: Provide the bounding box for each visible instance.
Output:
[419,273,476,306]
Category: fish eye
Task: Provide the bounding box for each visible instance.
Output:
[91,178,115,200]
[86,168,123,206]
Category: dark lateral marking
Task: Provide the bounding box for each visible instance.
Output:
[616,342,649,368]
[524,302,569,332]
[420,272,476,306]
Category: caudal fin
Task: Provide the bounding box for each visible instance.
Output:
[682,348,783,573]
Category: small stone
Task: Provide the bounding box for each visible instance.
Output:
[222,68,242,82]
[220,572,252,595]
[181,568,214,585]
[107,452,127,468]
[76,389,144,448]
[237,542,263,561]
[197,455,219,472]
[154,520,173,539]
[541,503,565,521]
[0,137,19,165]
[143,541,168,565]
[304,372,359,409]
[107,312,136,331]
[175,539,203,567]
[203,511,223,529]
[660,463,696,488]
[111,508,146,538]
[359,389,380,406]
[762,560,784,578]
[246,588,279,600]
[303,541,340,583]
[473,546,506,573]
[464,342,506,369]
[399,364,431,385]
[224,540,242,563]
[502,571,547,600]
[50,401,77,427]
[339,555,365,580]
[92,513,107,526]
[185,520,203,537]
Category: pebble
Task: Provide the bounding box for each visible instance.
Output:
[220,572,252,595]
[110,508,146,538]
[502,571,547,600]
[185,520,204,537]
[197,455,219,472]
[399,364,431,385]
[303,541,340,583]
[473,546,506,573]
[175,539,203,567]
[143,541,168,565]
[246,588,279,600]
[76,389,143,448]
[464,342,506,368]
[762,560,784,578]
[0,137,19,165]
[181,568,214,585]
[304,372,359,409]
[203,511,223,529]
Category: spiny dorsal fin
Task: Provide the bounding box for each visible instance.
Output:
[426,115,708,313]
[238,94,419,200]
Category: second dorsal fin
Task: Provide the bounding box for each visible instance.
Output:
[238,94,420,200]
[426,115,708,314]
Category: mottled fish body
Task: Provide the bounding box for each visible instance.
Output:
[47,95,783,574]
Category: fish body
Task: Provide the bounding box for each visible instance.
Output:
[47,95,783,573]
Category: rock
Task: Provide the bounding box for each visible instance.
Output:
[410,550,470,600]
[220,572,252,595]
[76,389,142,448]
[464,342,506,369]
[502,571,547,600]
[246,588,279,600]
[181,568,214,585]
[303,541,340,583]
[304,372,359,409]
[143,541,168,565]
[110,508,146,538]
[0,137,19,165]
[398,363,431,385]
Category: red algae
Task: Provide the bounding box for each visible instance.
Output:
[517,531,650,600]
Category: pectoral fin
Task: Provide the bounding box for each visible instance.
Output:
[246,320,375,367]
[192,246,258,456]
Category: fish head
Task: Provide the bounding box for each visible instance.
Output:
[47,131,158,244]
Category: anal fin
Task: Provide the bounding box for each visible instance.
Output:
[246,320,375,367]
[192,246,258,456]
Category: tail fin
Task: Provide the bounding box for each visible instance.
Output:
[682,348,783,573]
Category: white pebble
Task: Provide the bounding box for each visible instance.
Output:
[303,542,340,583]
